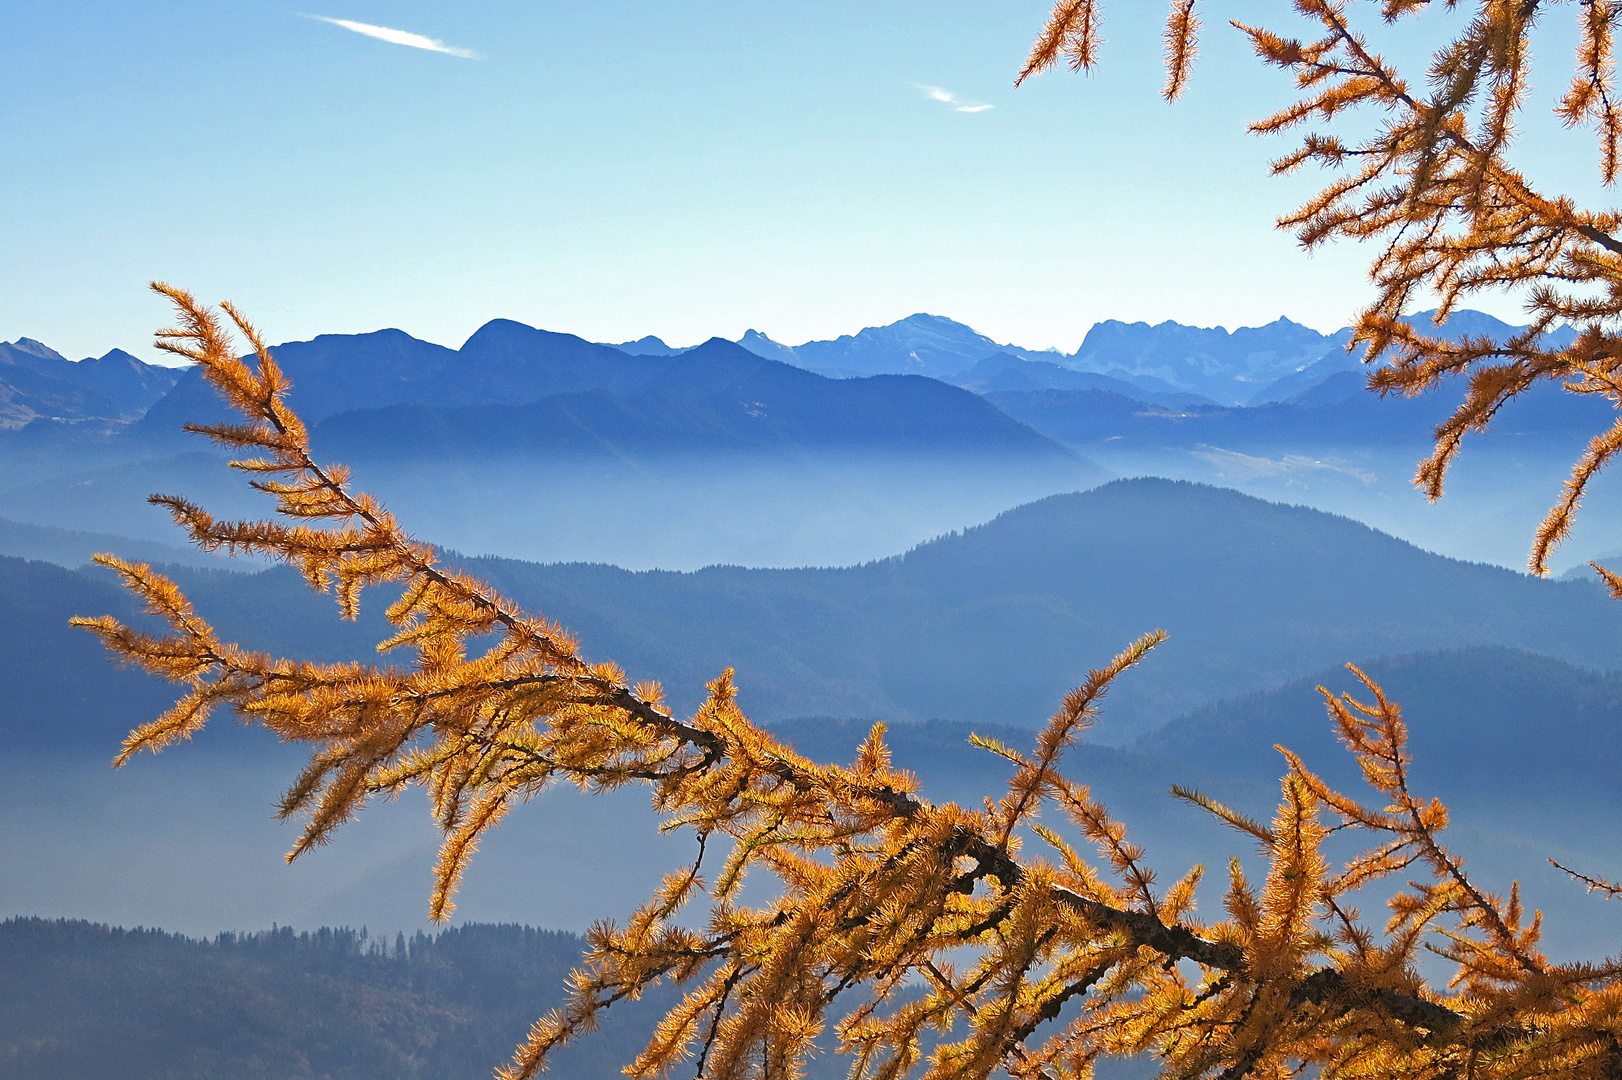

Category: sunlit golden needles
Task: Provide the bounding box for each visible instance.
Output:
[75,282,1622,1079]
[1022,0,1622,581]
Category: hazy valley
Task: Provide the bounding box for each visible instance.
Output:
[7,307,1622,1077]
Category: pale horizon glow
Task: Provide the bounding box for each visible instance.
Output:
[306,15,478,59]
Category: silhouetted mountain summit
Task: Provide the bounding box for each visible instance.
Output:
[608,335,688,356]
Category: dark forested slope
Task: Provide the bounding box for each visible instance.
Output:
[0,919,674,1080]
[1141,645,1622,815]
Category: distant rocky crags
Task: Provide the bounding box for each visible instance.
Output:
[1070,316,1347,405]
[717,313,1344,405]
[643,308,1558,407]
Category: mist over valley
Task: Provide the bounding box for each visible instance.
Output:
[7,306,1622,1077]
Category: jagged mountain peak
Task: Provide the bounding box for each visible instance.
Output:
[6,338,67,362]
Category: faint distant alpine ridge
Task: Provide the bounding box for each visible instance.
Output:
[1245,308,1579,405]
[727,313,1352,406]
[735,314,1059,381]
[1071,316,1350,406]
[950,353,1221,410]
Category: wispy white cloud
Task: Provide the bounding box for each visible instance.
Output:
[306,15,478,59]
[915,84,992,113]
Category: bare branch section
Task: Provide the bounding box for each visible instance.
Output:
[1019,0,1622,578]
[79,288,1622,1079]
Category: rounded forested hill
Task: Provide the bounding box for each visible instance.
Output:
[460,478,1622,738]
[13,478,1622,750]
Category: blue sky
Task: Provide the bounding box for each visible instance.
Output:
[2,1,1611,361]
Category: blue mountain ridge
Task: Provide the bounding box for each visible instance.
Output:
[0,338,179,429]
[120,322,1096,472]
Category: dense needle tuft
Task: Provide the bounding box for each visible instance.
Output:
[75,285,1622,1079]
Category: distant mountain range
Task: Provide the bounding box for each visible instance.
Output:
[119,322,1088,469]
[310,336,1081,467]
[621,313,1339,404]
[0,337,178,429]
[2,307,1581,455]
[732,313,1061,382]
[607,308,1584,409]
[1069,316,1347,405]
[4,306,1609,577]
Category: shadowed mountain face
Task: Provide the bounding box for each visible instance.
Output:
[129,324,1088,466]
[1142,646,1622,813]
[983,373,1614,454]
[0,339,179,429]
[312,340,1084,465]
[131,321,658,436]
[1133,645,1622,962]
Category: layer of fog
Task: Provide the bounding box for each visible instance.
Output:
[0,449,1104,571]
[9,737,1622,965]
[8,439,1621,578]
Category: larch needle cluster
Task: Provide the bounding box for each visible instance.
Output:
[73,2,1622,1078]
[75,276,1622,1080]
[1026,0,1622,579]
